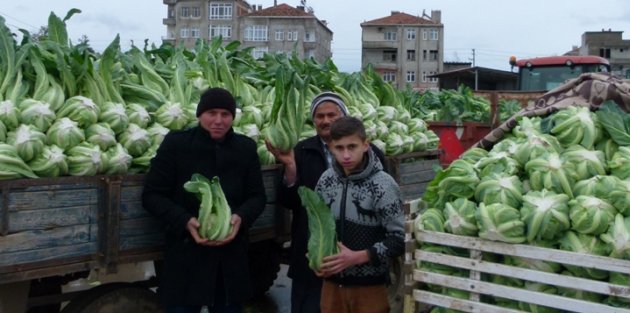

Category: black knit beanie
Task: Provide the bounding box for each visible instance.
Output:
[196,87,237,117]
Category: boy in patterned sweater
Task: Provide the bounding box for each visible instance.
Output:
[314,116,405,313]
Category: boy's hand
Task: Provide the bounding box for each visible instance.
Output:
[317,242,370,277]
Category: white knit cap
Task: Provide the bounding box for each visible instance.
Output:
[310,92,349,119]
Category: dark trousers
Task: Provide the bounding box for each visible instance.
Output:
[166,268,242,313]
[166,306,201,313]
[291,277,322,313]
[166,304,242,313]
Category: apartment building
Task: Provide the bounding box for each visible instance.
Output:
[162,0,333,63]
[245,4,332,61]
[360,10,443,91]
[578,29,630,78]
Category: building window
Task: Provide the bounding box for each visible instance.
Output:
[180,28,189,38]
[430,29,439,40]
[384,31,397,41]
[406,71,416,83]
[305,49,315,59]
[209,25,231,39]
[244,25,268,41]
[429,71,438,82]
[422,30,427,40]
[422,71,427,82]
[383,50,396,62]
[305,31,315,42]
[191,27,200,38]
[430,50,438,61]
[407,50,416,61]
[600,48,611,58]
[252,47,268,59]
[287,31,298,41]
[406,29,416,40]
[180,7,190,18]
[275,30,284,41]
[383,72,396,82]
[191,6,201,18]
[209,3,232,20]
[168,8,175,18]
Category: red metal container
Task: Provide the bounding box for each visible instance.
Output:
[427,121,492,167]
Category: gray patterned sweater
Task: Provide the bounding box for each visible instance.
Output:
[315,148,405,286]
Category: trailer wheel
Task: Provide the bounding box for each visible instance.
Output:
[60,283,162,313]
[248,240,281,298]
[388,256,404,313]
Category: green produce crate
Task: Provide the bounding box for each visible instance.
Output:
[410,229,630,313]
[387,151,441,202]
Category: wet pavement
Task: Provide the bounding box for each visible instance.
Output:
[244,264,291,313]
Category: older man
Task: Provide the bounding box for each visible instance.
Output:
[143,87,266,313]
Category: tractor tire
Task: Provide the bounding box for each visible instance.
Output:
[60,283,162,313]
[248,240,281,298]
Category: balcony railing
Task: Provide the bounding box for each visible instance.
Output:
[362,40,398,49]
[162,18,175,25]
[163,0,176,4]
[372,62,398,70]
[303,41,317,49]
[161,36,176,44]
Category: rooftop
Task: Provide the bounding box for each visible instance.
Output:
[431,66,517,81]
[247,3,312,17]
[361,12,438,26]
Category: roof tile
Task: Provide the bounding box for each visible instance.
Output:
[247,3,312,17]
[361,12,437,26]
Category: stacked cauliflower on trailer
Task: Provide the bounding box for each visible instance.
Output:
[406,73,630,313]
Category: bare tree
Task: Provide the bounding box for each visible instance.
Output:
[31,26,48,42]
[78,34,90,45]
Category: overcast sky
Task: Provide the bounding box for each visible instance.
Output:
[2,0,630,73]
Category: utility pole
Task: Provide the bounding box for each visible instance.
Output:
[471,48,478,90]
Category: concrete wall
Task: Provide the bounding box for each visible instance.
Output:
[581,31,630,78]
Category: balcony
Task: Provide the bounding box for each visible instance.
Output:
[162,36,176,44]
[303,41,317,49]
[362,40,398,49]
[163,0,176,4]
[372,62,398,70]
[162,17,175,25]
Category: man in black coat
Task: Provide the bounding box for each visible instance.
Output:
[267,92,386,313]
[143,87,266,313]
